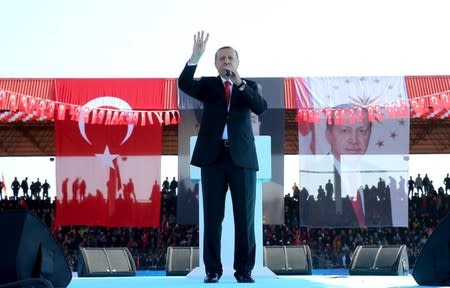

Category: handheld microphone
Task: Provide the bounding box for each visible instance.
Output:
[225,70,233,77]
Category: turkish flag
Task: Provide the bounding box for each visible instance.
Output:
[54,79,164,227]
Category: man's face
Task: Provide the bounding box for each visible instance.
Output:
[326,116,371,160]
[215,48,239,78]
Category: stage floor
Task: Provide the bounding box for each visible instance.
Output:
[66,270,440,288]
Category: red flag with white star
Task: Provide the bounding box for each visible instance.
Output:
[54,79,166,227]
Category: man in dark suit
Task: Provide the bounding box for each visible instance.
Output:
[178,31,267,283]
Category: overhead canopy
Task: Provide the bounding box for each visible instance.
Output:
[1,112,448,156]
[0,78,449,156]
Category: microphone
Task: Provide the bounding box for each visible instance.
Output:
[225,70,233,77]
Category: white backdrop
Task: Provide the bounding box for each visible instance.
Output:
[1,154,449,200]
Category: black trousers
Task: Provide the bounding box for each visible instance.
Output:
[201,146,256,275]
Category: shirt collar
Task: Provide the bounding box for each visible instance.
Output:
[220,77,233,86]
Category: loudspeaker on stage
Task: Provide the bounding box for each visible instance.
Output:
[0,210,72,288]
[413,212,450,286]
[349,245,409,276]
[78,247,136,277]
[263,245,313,275]
[166,246,199,276]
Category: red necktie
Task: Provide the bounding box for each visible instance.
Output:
[224,80,231,105]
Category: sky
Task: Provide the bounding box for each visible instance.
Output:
[0,0,449,198]
[1,0,450,77]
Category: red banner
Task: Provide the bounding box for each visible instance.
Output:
[54,79,163,227]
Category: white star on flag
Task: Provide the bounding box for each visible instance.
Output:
[95,145,119,169]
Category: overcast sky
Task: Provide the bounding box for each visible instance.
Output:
[1,0,450,78]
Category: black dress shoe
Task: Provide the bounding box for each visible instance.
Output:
[234,271,255,283]
[204,272,219,283]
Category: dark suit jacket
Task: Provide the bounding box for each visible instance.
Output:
[178,63,267,170]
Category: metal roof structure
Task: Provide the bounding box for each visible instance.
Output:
[0,110,449,157]
[1,78,449,156]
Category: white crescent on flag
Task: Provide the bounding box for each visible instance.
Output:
[78,96,134,145]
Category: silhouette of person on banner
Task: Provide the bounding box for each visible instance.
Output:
[323,104,395,227]
[300,104,388,227]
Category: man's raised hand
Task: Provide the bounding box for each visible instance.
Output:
[190,30,209,64]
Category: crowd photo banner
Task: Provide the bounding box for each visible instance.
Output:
[291,76,410,228]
